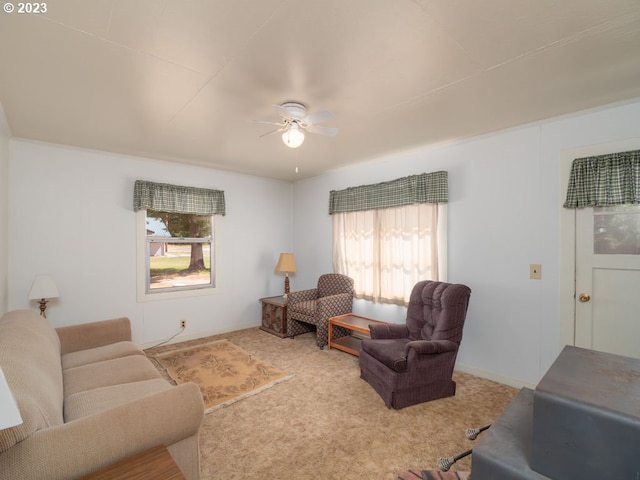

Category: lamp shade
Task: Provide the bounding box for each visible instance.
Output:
[281,123,305,148]
[275,253,297,273]
[28,275,59,300]
[0,367,22,430]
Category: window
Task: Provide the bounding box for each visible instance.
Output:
[134,180,225,301]
[333,203,445,305]
[594,205,640,255]
[145,210,214,291]
[564,150,640,254]
[330,172,448,306]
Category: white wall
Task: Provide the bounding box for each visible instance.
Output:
[292,97,640,387]
[0,104,9,314]
[8,140,293,346]
[6,97,640,386]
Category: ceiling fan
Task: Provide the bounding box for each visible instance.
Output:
[252,102,338,148]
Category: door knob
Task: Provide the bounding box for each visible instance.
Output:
[579,293,591,303]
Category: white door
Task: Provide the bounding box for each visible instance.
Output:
[575,205,640,359]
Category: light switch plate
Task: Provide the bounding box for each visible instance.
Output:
[530,264,542,280]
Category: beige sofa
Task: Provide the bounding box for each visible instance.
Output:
[0,309,204,480]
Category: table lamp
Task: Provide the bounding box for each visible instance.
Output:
[28,275,59,319]
[0,367,22,431]
[275,253,297,298]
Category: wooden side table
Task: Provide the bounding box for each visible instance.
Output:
[328,313,389,356]
[76,444,185,479]
[259,295,288,338]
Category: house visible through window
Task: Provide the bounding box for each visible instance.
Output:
[145,210,214,292]
[134,180,225,301]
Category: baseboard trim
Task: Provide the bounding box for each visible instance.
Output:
[455,362,536,390]
[140,321,260,350]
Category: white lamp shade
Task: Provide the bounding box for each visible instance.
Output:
[0,367,22,430]
[281,123,305,148]
[28,275,59,300]
[275,253,297,273]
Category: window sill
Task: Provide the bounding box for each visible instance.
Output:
[137,285,218,303]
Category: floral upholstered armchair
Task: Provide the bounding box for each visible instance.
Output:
[287,273,354,349]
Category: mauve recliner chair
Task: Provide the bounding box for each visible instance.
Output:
[359,280,471,409]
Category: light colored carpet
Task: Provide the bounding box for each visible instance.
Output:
[398,470,470,479]
[151,339,292,412]
[146,327,517,480]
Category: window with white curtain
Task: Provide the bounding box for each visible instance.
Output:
[330,172,448,306]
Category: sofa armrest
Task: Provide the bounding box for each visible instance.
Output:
[0,382,204,480]
[369,323,409,340]
[406,339,458,355]
[56,317,132,354]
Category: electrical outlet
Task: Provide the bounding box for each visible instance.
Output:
[180,320,186,329]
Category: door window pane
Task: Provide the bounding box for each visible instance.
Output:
[594,205,640,255]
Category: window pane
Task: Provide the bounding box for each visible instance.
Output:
[594,205,640,255]
[147,209,211,238]
[332,203,441,305]
[149,243,212,290]
[146,211,214,291]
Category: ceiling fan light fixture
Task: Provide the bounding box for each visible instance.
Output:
[282,123,305,148]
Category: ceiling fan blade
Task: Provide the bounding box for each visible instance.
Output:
[304,109,334,125]
[306,124,338,136]
[248,119,283,126]
[259,127,284,138]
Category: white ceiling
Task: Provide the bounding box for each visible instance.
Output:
[1,0,640,181]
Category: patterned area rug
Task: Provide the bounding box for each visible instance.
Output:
[152,339,293,412]
[397,470,470,480]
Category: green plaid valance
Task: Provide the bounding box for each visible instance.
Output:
[133,180,226,216]
[328,171,448,214]
[564,150,640,208]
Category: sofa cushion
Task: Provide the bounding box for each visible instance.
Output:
[290,299,317,316]
[0,310,64,453]
[61,341,144,370]
[64,379,172,421]
[63,355,161,397]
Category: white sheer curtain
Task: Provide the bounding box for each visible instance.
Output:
[332,203,446,305]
